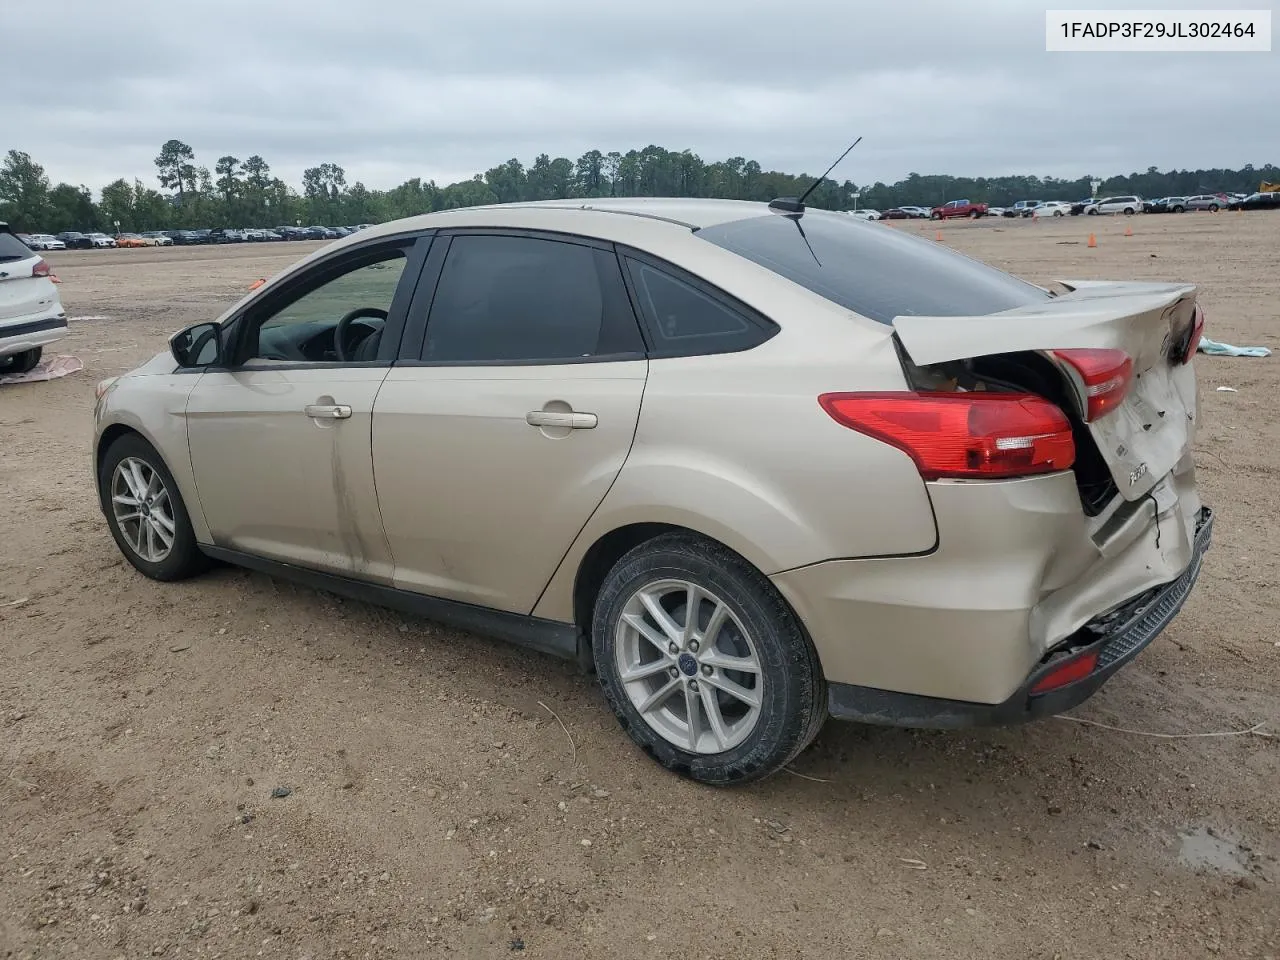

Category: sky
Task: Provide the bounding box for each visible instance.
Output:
[6,0,1276,195]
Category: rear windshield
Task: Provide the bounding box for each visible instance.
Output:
[696,212,1050,324]
[0,228,33,262]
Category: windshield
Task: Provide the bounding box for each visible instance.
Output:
[696,212,1051,324]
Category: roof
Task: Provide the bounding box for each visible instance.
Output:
[351,197,786,249]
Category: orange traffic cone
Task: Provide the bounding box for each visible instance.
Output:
[1124,226,1133,237]
[1087,233,1097,248]
[935,230,943,242]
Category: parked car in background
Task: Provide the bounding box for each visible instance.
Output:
[208,228,246,243]
[1084,196,1142,215]
[848,209,880,221]
[141,231,173,245]
[1144,197,1187,213]
[115,233,153,248]
[84,232,117,248]
[931,199,987,219]
[90,197,1213,785]
[0,222,67,374]
[1069,198,1092,215]
[56,231,94,249]
[1184,195,1227,212]
[898,207,930,219]
[987,206,1007,218]
[878,208,914,220]
[24,234,66,250]
[1008,201,1041,218]
[1228,192,1280,212]
[1032,201,1072,218]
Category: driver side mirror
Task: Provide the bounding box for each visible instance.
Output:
[170,322,223,368]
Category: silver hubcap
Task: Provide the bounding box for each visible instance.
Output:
[615,579,763,754]
[111,457,176,563]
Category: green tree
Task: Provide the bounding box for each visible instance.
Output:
[214,155,243,215]
[155,139,197,206]
[45,183,98,233]
[0,150,51,231]
[99,178,136,232]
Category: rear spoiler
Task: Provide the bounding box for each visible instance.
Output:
[891,280,1197,367]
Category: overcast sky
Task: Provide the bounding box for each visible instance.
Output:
[7,0,1276,195]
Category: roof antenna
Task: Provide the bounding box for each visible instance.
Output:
[769,136,862,217]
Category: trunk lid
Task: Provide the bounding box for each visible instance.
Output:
[892,280,1200,501]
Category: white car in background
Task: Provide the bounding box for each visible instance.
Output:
[1084,196,1142,216]
[1032,201,1072,218]
[0,223,67,374]
[25,234,67,250]
[86,232,117,248]
[849,209,880,221]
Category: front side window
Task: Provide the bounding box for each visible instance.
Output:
[247,251,407,362]
[421,234,640,363]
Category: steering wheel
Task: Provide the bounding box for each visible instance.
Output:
[334,307,389,362]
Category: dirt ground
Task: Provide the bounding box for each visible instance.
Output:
[2,213,1278,960]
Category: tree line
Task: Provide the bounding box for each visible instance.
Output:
[1,139,1276,234]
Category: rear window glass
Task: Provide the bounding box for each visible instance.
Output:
[696,212,1050,324]
[0,228,33,262]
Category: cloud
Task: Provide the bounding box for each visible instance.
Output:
[6,0,1274,194]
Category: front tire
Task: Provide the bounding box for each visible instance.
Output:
[99,434,211,581]
[0,347,42,375]
[930,212,941,220]
[1208,204,1219,213]
[592,533,826,785]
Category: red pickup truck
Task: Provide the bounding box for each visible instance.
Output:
[930,199,988,220]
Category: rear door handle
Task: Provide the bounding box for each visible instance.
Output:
[305,403,352,420]
[526,410,597,430]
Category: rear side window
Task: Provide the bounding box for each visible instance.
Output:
[422,234,642,363]
[696,212,1050,324]
[622,257,775,356]
[0,228,33,262]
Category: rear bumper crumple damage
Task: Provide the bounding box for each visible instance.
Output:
[771,461,1212,726]
[826,507,1212,727]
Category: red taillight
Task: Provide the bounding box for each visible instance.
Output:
[31,258,50,278]
[1029,649,1099,695]
[1053,349,1133,422]
[818,392,1075,480]
[1180,304,1205,364]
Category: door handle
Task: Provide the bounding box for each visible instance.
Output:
[305,403,352,420]
[525,410,597,430]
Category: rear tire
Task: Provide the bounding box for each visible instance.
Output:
[98,433,212,582]
[0,347,42,375]
[1123,207,1135,215]
[1087,209,1098,215]
[1208,204,1219,213]
[592,533,826,786]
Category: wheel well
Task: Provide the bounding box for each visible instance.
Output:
[572,523,680,637]
[94,425,143,507]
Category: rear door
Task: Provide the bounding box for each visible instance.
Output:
[372,230,648,613]
[893,280,1200,502]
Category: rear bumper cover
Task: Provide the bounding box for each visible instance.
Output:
[828,507,1213,728]
[0,315,68,357]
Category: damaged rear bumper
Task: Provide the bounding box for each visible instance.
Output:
[828,506,1213,728]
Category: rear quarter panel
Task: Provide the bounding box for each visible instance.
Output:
[532,260,939,623]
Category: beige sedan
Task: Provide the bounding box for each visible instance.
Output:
[92,198,1212,784]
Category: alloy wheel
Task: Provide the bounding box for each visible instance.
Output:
[614,579,763,754]
[111,457,176,562]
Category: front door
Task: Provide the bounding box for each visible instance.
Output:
[185,239,422,580]
[373,231,648,613]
